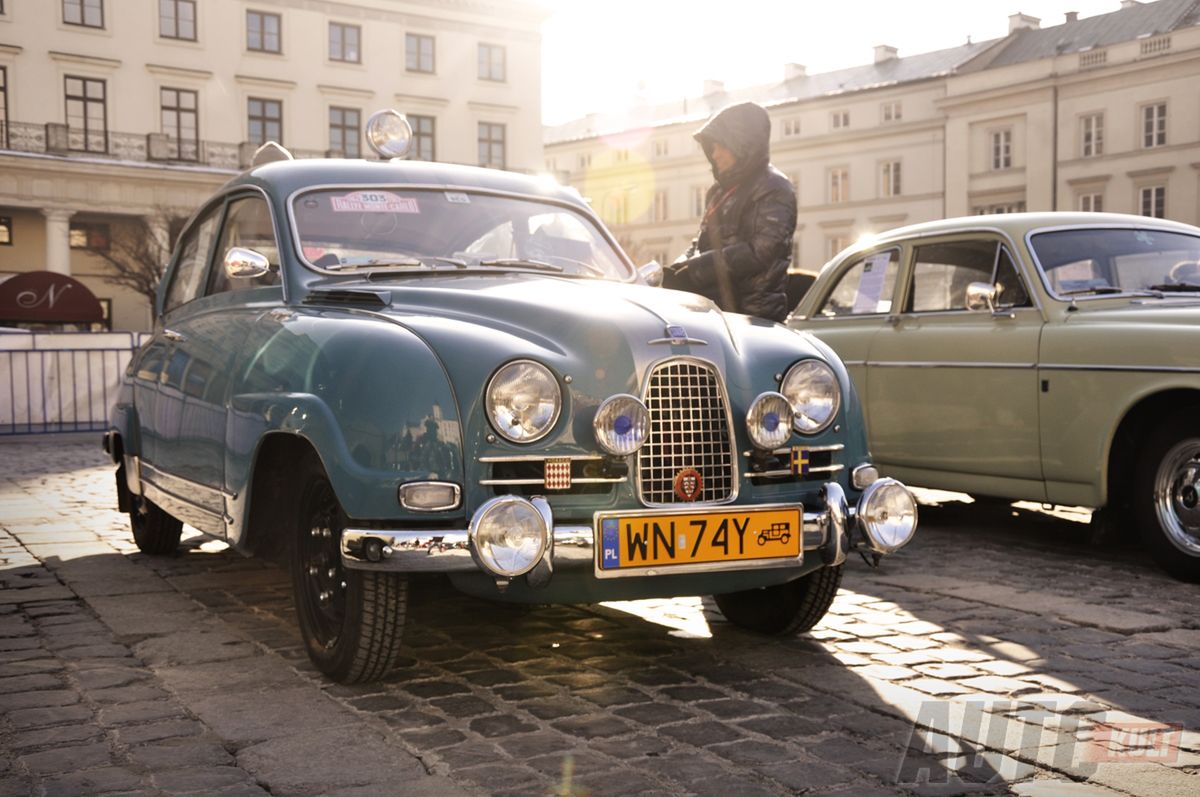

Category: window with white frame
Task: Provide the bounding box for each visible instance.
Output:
[160,87,199,160]
[990,129,1012,170]
[247,97,281,145]
[478,43,505,81]
[691,186,704,218]
[64,0,103,28]
[828,167,849,204]
[831,110,849,130]
[880,161,901,197]
[329,22,361,63]
[782,118,801,137]
[826,235,850,260]
[477,121,504,168]
[328,106,360,158]
[159,0,196,40]
[652,139,668,157]
[1140,185,1165,218]
[881,102,902,123]
[653,190,669,222]
[1079,192,1103,212]
[1142,103,1166,148]
[1080,113,1103,157]
[247,10,281,53]
[409,114,434,161]
[577,153,591,169]
[406,33,434,73]
[65,75,107,153]
[972,201,1026,215]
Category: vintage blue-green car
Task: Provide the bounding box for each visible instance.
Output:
[103,113,917,682]
[789,211,1200,583]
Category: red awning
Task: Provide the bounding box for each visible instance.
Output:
[0,271,104,323]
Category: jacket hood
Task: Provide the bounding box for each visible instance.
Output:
[694,102,772,186]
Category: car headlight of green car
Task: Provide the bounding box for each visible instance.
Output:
[486,359,562,444]
[781,360,841,434]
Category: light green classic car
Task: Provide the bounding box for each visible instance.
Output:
[102,113,918,683]
[788,211,1200,582]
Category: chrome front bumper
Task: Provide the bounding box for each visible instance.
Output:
[340,482,894,575]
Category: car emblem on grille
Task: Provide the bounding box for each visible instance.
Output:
[673,468,703,501]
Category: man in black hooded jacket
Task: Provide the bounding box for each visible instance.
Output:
[664,101,797,322]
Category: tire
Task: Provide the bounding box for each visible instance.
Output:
[713,564,842,635]
[290,464,408,682]
[129,497,183,555]
[1134,416,1200,583]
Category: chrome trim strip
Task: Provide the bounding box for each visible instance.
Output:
[479,454,607,463]
[868,361,1037,369]
[753,464,844,478]
[648,336,708,346]
[341,525,594,572]
[743,443,845,457]
[479,477,627,486]
[140,462,224,516]
[1040,363,1200,374]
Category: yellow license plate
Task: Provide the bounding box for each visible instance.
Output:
[595,505,802,576]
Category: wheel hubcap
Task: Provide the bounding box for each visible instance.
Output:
[1153,440,1200,556]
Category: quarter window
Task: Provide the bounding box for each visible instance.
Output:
[409,114,435,161]
[328,106,360,158]
[65,76,107,153]
[817,249,900,317]
[63,0,103,28]
[246,10,281,53]
[478,43,506,81]
[478,122,505,169]
[159,0,196,40]
[329,22,360,63]
[247,97,281,146]
[406,33,434,73]
[164,205,221,312]
[207,196,280,296]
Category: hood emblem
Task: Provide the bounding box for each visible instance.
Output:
[649,324,707,346]
[673,468,704,502]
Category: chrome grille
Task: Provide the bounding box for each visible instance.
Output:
[637,359,735,505]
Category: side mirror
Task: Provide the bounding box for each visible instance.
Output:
[224,247,271,280]
[965,281,998,312]
[638,260,664,288]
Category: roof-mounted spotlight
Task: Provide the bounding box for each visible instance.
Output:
[365,109,415,160]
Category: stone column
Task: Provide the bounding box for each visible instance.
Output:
[41,209,75,275]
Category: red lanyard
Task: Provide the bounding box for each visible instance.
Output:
[702,185,739,226]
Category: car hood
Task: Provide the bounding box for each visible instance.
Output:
[1065,297,1200,325]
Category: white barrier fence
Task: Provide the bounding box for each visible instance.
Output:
[0,331,147,435]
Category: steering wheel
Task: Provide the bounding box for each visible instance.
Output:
[1168,260,1200,284]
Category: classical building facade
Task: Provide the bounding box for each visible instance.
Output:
[544,0,1200,275]
[0,0,546,331]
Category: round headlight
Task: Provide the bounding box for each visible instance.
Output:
[746,392,795,451]
[857,478,918,553]
[365,109,414,159]
[594,394,649,456]
[486,360,562,444]
[781,360,841,434]
[469,496,548,577]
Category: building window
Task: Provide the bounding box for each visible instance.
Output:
[826,235,850,260]
[1140,185,1165,218]
[63,0,103,28]
[831,110,849,130]
[65,76,107,153]
[882,102,902,123]
[1142,103,1166,148]
[478,43,505,81]
[782,118,801,137]
[328,23,360,63]
[160,87,199,160]
[880,161,901,198]
[159,0,196,41]
[0,66,8,150]
[409,114,435,161]
[653,139,668,157]
[478,122,504,169]
[691,186,704,218]
[990,129,1012,170]
[653,190,669,222]
[247,10,281,53]
[0,216,11,245]
[615,149,629,163]
[828,167,849,204]
[1080,113,1103,158]
[1079,193,1103,212]
[577,153,591,170]
[973,201,1026,215]
[69,221,110,250]
[328,106,360,158]
[406,33,434,73]
[248,97,281,145]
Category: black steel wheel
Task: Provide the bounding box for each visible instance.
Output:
[290,464,408,682]
[1135,413,1200,582]
[713,564,842,635]
[129,497,183,555]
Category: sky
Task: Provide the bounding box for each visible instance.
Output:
[541,0,1127,125]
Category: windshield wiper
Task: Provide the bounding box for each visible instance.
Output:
[1058,286,1125,296]
[1147,282,1200,292]
[324,256,424,271]
[478,258,564,273]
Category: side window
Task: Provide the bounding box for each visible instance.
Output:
[208,195,281,296]
[908,240,997,312]
[993,247,1031,308]
[165,206,221,313]
[816,249,899,317]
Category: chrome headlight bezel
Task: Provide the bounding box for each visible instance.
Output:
[780,359,841,435]
[468,496,549,577]
[746,391,795,451]
[485,359,562,444]
[856,477,918,554]
[593,394,650,456]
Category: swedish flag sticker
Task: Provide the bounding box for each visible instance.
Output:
[790,447,810,475]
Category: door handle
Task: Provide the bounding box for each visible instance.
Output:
[163,329,187,342]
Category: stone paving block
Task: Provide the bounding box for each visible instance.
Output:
[130,737,235,770]
[7,704,93,730]
[133,627,258,666]
[0,687,80,711]
[150,765,259,795]
[114,719,207,746]
[183,687,357,746]
[39,766,144,796]
[20,741,113,774]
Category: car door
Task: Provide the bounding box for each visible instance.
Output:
[155,191,284,536]
[865,235,1045,496]
[789,247,901,434]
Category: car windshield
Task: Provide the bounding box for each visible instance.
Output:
[292,188,633,280]
[1030,227,1200,296]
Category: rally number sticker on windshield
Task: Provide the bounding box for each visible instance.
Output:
[331,191,420,213]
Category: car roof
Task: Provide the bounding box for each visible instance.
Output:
[866,212,1200,247]
[221,158,587,209]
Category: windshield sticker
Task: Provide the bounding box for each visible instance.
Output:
[331,191,420,213]
[852,253,892,313]
[445,192,471,204]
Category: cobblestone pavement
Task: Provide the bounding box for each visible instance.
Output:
[1,439,1197,797]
